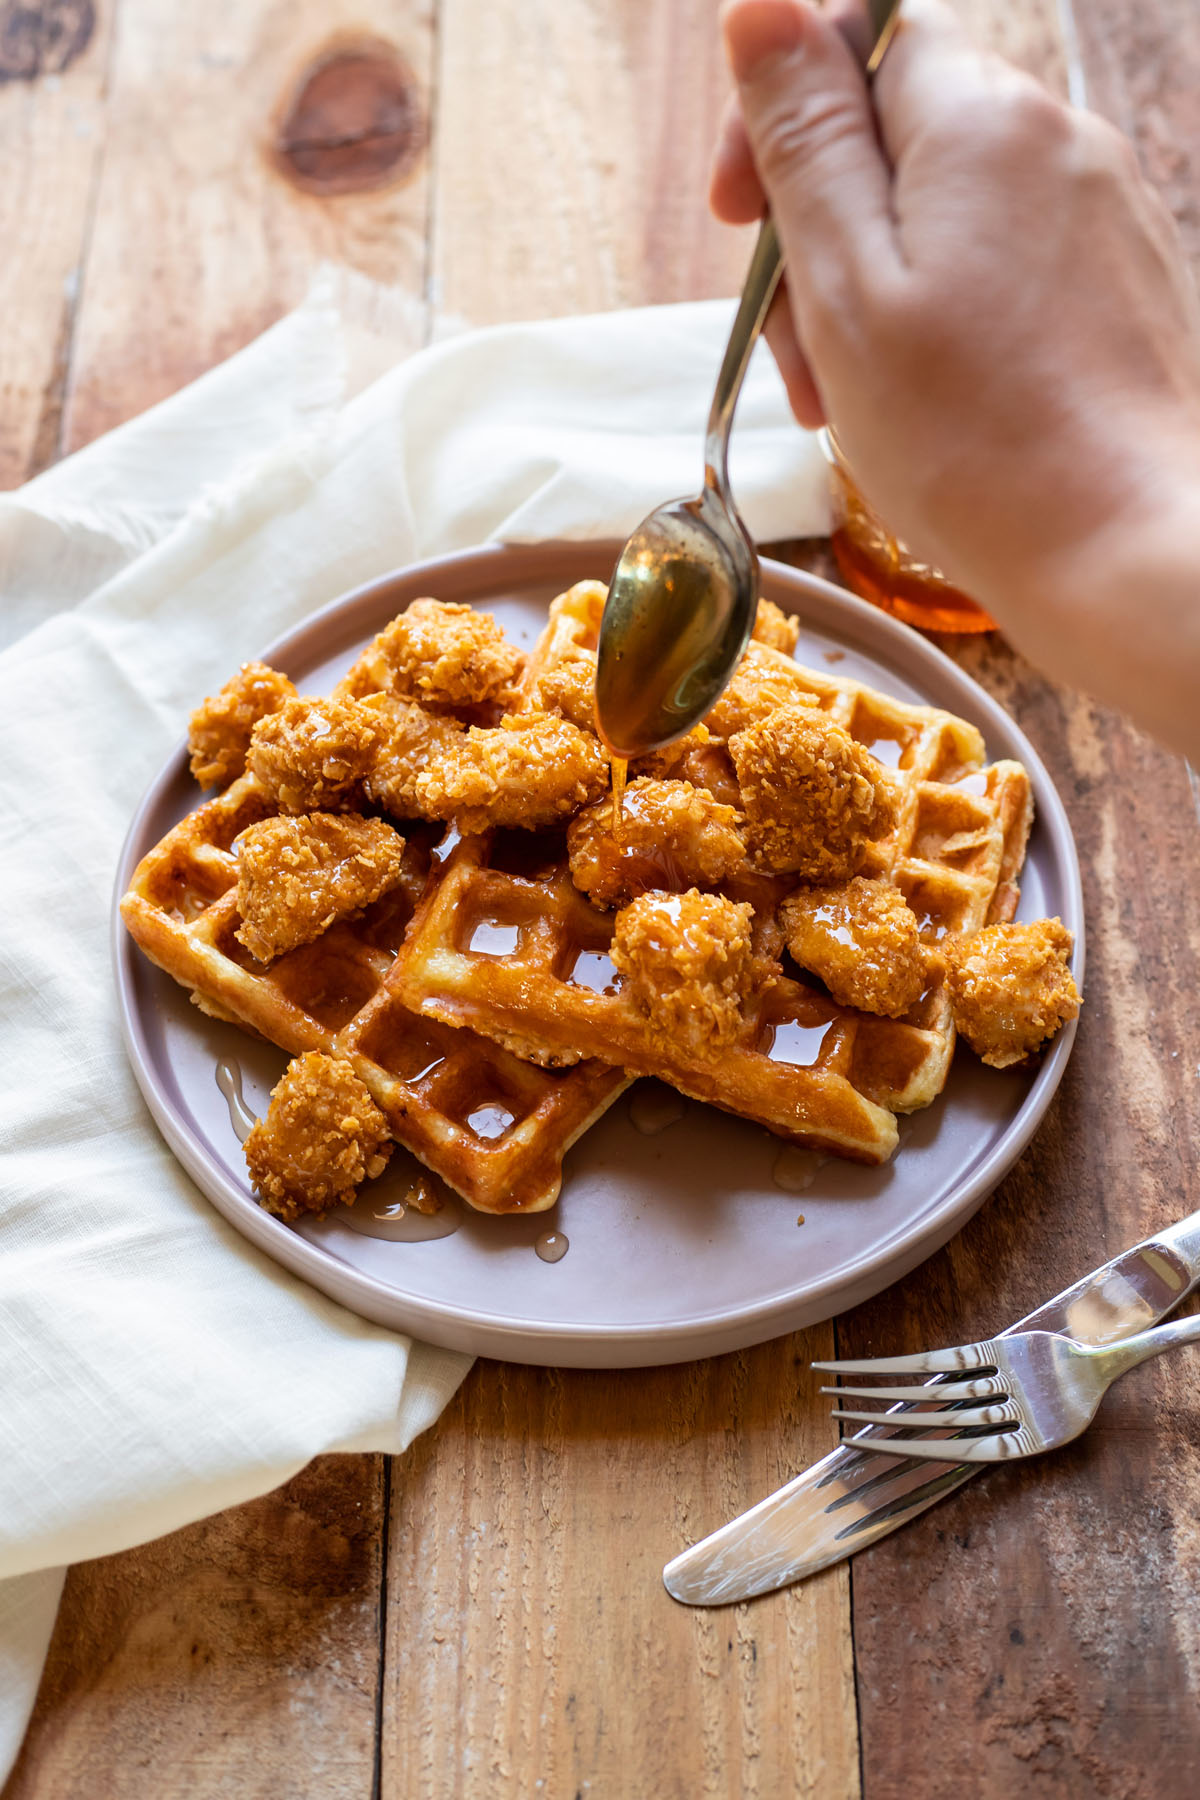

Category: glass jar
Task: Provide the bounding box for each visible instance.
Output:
[820,428,996,634]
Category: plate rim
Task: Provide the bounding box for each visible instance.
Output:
[113,540,1084,1366]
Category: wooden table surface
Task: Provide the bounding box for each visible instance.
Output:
[4,2,1199,1795]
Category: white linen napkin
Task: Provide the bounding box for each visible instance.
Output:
[0,270,828,1776]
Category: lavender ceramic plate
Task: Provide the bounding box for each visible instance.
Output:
[114,542,1083,1368]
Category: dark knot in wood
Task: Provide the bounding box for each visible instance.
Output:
[0,0,94,84]
[274,43,425,196]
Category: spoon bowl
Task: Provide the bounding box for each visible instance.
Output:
[594,480,757,759]
[594,218,781,763]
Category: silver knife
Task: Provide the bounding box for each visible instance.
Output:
[664,1209,1200,1605]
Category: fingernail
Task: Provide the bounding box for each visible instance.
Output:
[723,0,806,83]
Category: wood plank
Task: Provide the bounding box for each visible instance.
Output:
[0,0,113,487]
[844,647,1200,1800]
[381,1342,859,1799]
[1071,0,1200,270]
[431,0,752,323]
[4,1457,388,1800]
[5,3,441,1792]
[842,6,1200,1789]
[62,0,436,453]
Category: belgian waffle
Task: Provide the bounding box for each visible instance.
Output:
[388,600,1034,1165]
[120,773,629,1213]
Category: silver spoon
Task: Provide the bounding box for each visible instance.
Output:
[594,0,902,762]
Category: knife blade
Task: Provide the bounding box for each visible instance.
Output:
[664,1209,1200,1605]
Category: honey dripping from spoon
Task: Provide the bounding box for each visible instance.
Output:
[610,756,627,838]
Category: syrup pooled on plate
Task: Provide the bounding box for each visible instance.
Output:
[338,1167,463,1243]
[773,1146,827,1193]
[215,1056,257,1144]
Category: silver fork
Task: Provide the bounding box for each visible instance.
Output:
[815,1312,1200,1462]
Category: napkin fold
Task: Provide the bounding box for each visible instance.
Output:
[0,269,828,1778]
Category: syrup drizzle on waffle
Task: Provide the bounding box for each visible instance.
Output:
[390,588,1035,1167]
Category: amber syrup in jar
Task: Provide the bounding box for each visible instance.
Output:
[822,429,996,634]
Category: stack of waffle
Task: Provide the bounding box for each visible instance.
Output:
[120,767,628,1215]
[121,583,1034,1216]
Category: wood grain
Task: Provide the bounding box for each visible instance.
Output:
[381,1345,858,1800]
[843,647,1200,1800]
[432,0,751,324]
[0,0,112,487]
[5,1458,388,1799]
[61,0,436,454]
[1072,0,1200,269]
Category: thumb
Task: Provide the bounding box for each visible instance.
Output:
[721,0,900,321]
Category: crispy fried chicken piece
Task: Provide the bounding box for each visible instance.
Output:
[631,724,709,781]
[235,812,407,961]
[567,777,747,909]
[632,729,742,808]
[704,642,821,739]
[560,579,607,641]
[752,598,800,655]
[944,918,1080,1068]
[245,1052,392,1221]
[340,598,524,707]
[247,696,382,813]
[611,889,755,1060]
[359,693,468,819]
[187,662,297,789]
[414,711,608,832]
[530,649,598,732]
[782,877,928,1017]
[729,704,894,879]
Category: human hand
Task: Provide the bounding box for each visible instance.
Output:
[712,0,1200,757]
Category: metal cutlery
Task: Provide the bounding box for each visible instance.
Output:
[663,1208,1200,1605]
[818,1310,1200,1461]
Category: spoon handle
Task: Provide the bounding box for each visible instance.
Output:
[704,216,782,490]
[703,0,902,487]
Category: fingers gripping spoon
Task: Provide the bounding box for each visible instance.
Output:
[594,0,903,763]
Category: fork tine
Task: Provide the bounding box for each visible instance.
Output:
[830,1402,1018,1430]
[812,1341,997,1378]
[818,1379,1005,1403]
[847,1430,1027,1464]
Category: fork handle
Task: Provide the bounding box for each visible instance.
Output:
[1090,1309,1200,1381]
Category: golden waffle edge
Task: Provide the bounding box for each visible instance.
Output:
[388,586,1034,1165]
[120,772,630,1214]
